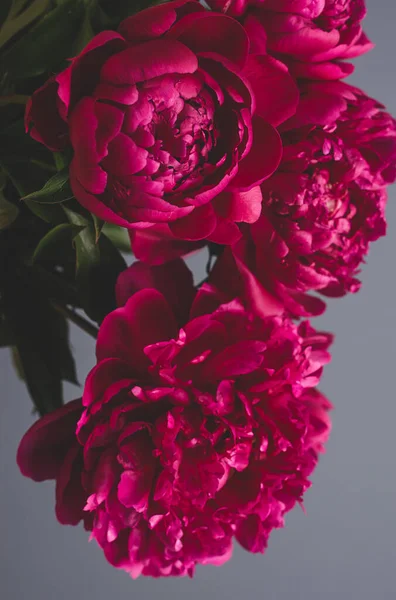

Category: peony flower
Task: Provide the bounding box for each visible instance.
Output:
[25,0,299,243]
[18,261,332,578]
[208,0,374,79]
[211,81,396,317]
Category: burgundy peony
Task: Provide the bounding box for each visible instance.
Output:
[25,0,299,243]
[208,0,373,79]
[18,261,332,577]
[211,81,396,317]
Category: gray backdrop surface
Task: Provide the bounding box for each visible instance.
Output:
[1,1,395,598]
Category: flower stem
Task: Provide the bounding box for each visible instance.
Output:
[52,303,99,339]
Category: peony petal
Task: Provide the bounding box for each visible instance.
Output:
[69,171,133,229]
[286,290,327,317]
[234,255,285,318]
[243,15,268,55]
[210,248,285,319]
[264,0,325,17]
[214,186,263,224]
[341,30,374,59]
[101,39,198,85]
[17,399,83,482]
[129,225,203,265]
[230,116,282,190]
[55,443,86,525]
[235,514,268,553]
[266,14,340,58]
[118,470,151,512]
[169,13,249,69]
[25,79,69,151]
[101,133,148,176]
[119,0,204,43]
[207,220,242,245]
[96,289,178,369]
[243,55,299,127]
[93,82,139,105]
[201,340,266,380]
[67,31,127,112]
[82,358,134,408]
[116,186,194,225]
[169,203,217,241]
[116,260,195,326]
[25,32,126,151]
[288,59,354,80]
[69,97,108,194]
[282,82,348,129]
[119,4,179,42]
[95,103,124,159]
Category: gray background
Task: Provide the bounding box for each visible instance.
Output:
[1,1,395,597]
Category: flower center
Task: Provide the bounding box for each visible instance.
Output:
[150,92,216,194]
[134,73,217,196]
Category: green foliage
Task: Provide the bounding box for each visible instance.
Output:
[0,0,13,30]
[31,222,84,262]
[0,0,51,50]
[23,168,73,204]
[64,207,126,324]
[98,0,163,25]
[0,190,19,229]
[2,0,86,80]
[0,170,19,229]
[2,264,78,415]
[0,0,137,416]
[103,223,132,254]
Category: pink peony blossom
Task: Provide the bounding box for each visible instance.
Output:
[25,0,299,243]
[208,0,373,79]
[18,261,332,577]
[211,81,396,317]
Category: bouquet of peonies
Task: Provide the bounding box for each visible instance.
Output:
[1,0,393,579]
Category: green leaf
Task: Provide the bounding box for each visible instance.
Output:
[99,0,161,22]
[64,206,126,323]
[0,94,29,106]
[64,206,100,318]
[0,189,19,229]
[0,0,50,50]
[9,1,32,20]
[24,199,66,224]
[93,214,104,243]
[0,120,63,214]
[10,346,25,380]
[0,1,14,30]
[103,222,132,253]
[31,222,84,263]
[31,263,81,307]
[2,0,85,80]
[54,312,79,386]
[0,315,15,347]
[0,156,66,223]
[22,168,73,204]
[2,266,78,415]
[72,3,95,55]
[53,152,65,172]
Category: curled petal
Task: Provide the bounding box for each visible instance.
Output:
[243,55,299,127]
[169,13,249,69]
[231,117,282,190]
[17,400,83,482]
[96,289,178,367]
[101,39,198,85]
